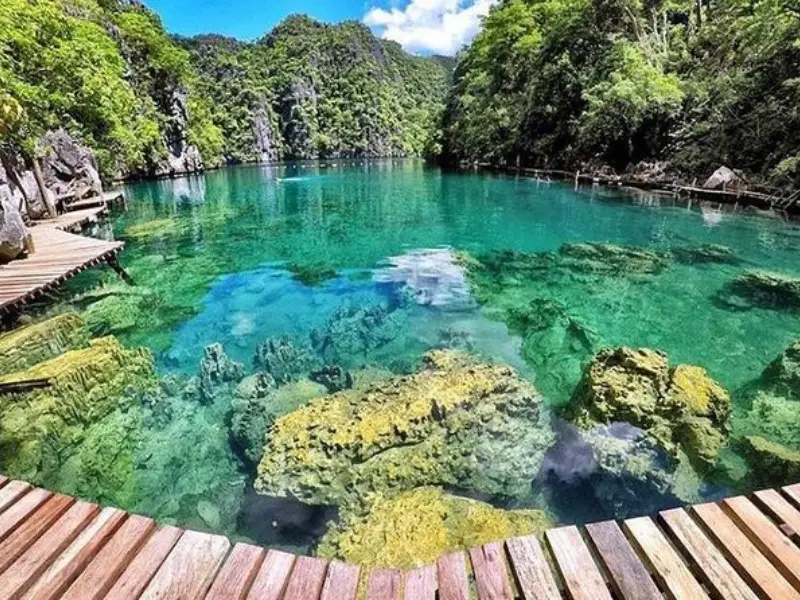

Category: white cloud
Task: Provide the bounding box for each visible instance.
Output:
[364,0,498,56]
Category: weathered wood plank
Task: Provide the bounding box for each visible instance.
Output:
[104,525,183,600]
[437,551,470,600]
[205,543,265,600]
[0,476,8,488]
[505,535,561,600]
[366,568,401,600]
[624,516,708,600]
[660,508,758,600]
[784,484,800,509]
[723,495,800,591]
[692,502,800,599]
[0,494,75,576]
[0,489,52,544]
[0,500,98,600]
[585,520,661,600]
[282,555,328,600]
[545,525,612,600]
[61,514,155,600]
[0,481,32,514]
[470,542,513,600]
[138,530,230,600]
[403,564,437,600]
[246,549,296,600]
[320,561,360,600]
[755,489,800,539]
[20,506,126,600]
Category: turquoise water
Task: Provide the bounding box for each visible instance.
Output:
[38,159,800,548]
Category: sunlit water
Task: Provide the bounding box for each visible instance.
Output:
[48,160,800,549]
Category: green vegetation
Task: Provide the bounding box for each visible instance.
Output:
[441,0,800,186]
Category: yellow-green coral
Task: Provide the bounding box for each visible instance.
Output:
[0,314,89,377]
[255,350,554,506]
[317,487,552,569]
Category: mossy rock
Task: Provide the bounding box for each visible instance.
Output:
[741,436,800,485]
[559,243,670,275]
[255,350,555,506]
[728,270,800,309]
[671,244,738,265]
[759,341,800,400]
[317,487,552,570]
[124,218,181,241]
[566,347,730,471]
[0,314,89,377]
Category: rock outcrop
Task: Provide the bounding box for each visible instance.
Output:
[0,314,90,377]
[566,347,731,471]
[255,350,555,506]
[38,129,103,201]
[253,337,315,384]
[726,270,800,309]
[317,487,551,569]
[0,188,27,262]
[159,89,205,176]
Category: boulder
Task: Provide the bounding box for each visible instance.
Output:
[0,188,27,262]
[255,350,555,507]
[566,347,731,471]
[38,129,103,200]
[703,166,744,190]
[317,487,551,570]
[727,270,800,309]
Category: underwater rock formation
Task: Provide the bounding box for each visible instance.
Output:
[759,341,800,400]
[309,365,354,393]
[741,436,800,484]
[309,304,403,365]
[255,350,555,507]
[253,337,315,384]
[0,314,89,377]
[566,347,731,471]
[671,244,738,265]
[559,243,670,275]
[317,486,551,569]
[199,343,245,403]
[0,337,155,479]
[727,270,800,309]
[286,262,338,287]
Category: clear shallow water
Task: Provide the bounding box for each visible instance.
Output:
[43,160,800,549]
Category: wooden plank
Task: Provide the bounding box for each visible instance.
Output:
[784,484,800,508]
[0,494,75,575]
[623,516,708,600]
[585,520,661,600]
[403,564,437,600]
[0,475,8,488]
[470,542,513,600]
[138,530,230,600]
[246,549,296,600]
[20,506,126,600]
[205,543,265,600]
[0,481,32,514]
[0,500,98,600]
[436,551,470,600]
[755,489,800,539]
[0,489,51,544]
[61,514,156,600]
[366,568,401,600]
[660,508,758,600]
[104,525,183,600]
[282,555,329,600]
[505,535,561,600]
[320,561,360,600]
[693,502,800,599]
[723,495,800,591]
[545,525,612,600]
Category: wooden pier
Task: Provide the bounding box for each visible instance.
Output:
[0,206,123,316]
[0,476,799,599]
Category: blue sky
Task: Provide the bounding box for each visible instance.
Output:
[143,0,497,55]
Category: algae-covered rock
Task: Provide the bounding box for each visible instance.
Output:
[83,293,149,336]
[566,347,730,471]
[198,343,244,403]
[559,243,670,275]
[672,244,738,265]
[125,218,181,241]
[0,337,155,479]
[310,364,353,393]
[0,314,89,377]
[317,487,552,569]
[728,270,800,309]
[741,436,800,485]
[253,337,315,384]
[309,303,403,365]
[759,341,800,400]
[287,262,338,287]
[255,350,555,506]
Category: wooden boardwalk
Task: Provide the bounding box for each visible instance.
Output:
[0,209,123,316]
[0,476,800,599]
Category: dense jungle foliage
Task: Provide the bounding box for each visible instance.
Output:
[439,0,800,186]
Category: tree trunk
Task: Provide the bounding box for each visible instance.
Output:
[695,0,703,28]
[29,155,56,219]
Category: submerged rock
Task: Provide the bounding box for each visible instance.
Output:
[309,304,403,365]
[0,314,89,377]
[741,436,800,485]
[727,270,800,309]
[286,262,338,287]
[759,341,800,400]
[317,487,551,569]
[309,365,353,393]
[672,244,738,265]
[253,337,315,384]
[199,344,244,403]
[255,350,555,506]
[566,347,731,471]
[559,243,670,275]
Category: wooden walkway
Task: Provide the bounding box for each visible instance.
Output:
[0,209,123,316]
[1,477,800,599]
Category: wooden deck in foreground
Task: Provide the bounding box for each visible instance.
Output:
[0,207,123,315]
[0,477,800,599]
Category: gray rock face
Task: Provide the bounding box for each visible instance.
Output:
[253,103,279,163]
[160,88,204,176]
[39,129,103,201]
[280,79,319,159]
[0,188,27,262]
[704,166,744,190]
